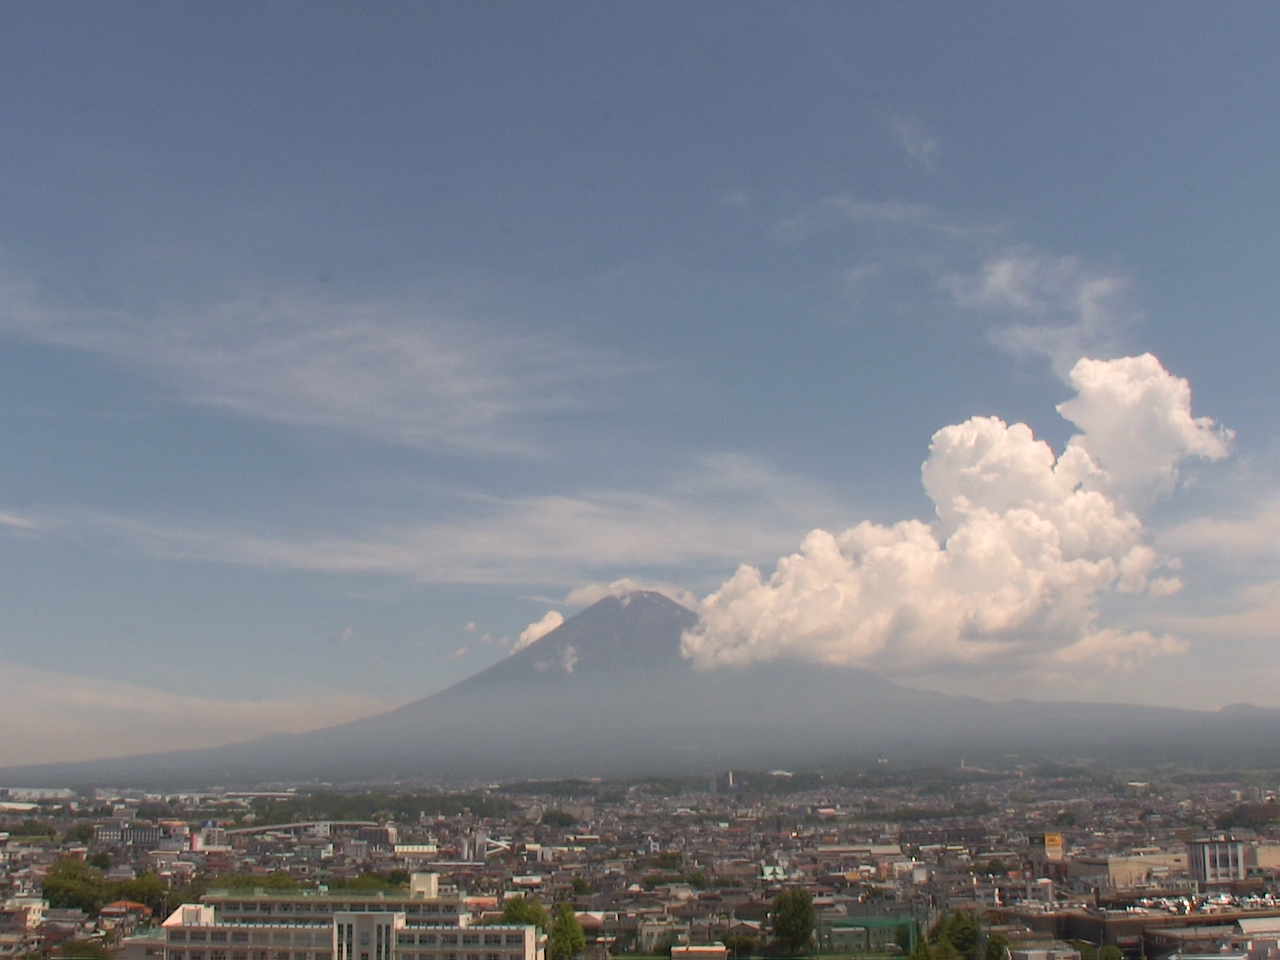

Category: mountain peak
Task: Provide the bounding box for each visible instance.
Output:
[589,588,692,613]
[423,587,700,697]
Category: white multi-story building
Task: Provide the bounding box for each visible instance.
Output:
[161,875,542,960]
[1188,837,1247,884]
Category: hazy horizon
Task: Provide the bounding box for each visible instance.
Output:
[4,4,1279,767]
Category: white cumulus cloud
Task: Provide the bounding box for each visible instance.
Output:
[514,610,565,652]
[681,354,1229,677]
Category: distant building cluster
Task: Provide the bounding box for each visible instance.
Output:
[7,770,1280,960]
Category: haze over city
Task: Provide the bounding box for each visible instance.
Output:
[3,3,1280,768]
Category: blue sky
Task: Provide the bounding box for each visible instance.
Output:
[3,2,1278,764]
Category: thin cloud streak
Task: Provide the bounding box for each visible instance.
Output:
[777,193,1000,246]
[1161,496,1280,560]
[0,662,392,766]
[0,269,628,456]
[944,250,1139,376]
[890,115,940,170]
[0,511,37,531]
[40,454,847,588]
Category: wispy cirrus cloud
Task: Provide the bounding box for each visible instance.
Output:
[777,193,999,246]
[943,249,1138,376]
[889,115,940,170]
[0,268,624,456]
[0,662,391,766]
[39,452,846,588]
[0,511,37,531]
[1161,495,1280,560]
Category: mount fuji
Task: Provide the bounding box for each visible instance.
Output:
[3,591,1279,786]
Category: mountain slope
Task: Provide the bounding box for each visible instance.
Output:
[4,591,1280,786]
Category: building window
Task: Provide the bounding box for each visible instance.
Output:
[504,938,522,947]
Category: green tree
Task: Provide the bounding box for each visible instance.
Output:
[932,937,961,960]
[771,888,816,955]
[1099,947,1122,960]
[117,874,169,915]
[345,874,404,891]
[942,912,980,960]
[571,877,592,896]
[11,819,56,839]
[984,934,1010,960]
[501,896,550,931]
[42,858,109,912]
[685,871,710,890]
[724,934,758,959]
[547,903,586,960]
[56,940,112,960]
[541,809,578,828]
[909,938,933,960]
[64,825,96,845]
[87,852,111,871]
[895,926,913,954]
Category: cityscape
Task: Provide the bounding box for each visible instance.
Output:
[8,766,1280,960]
[4,7,1279,960]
